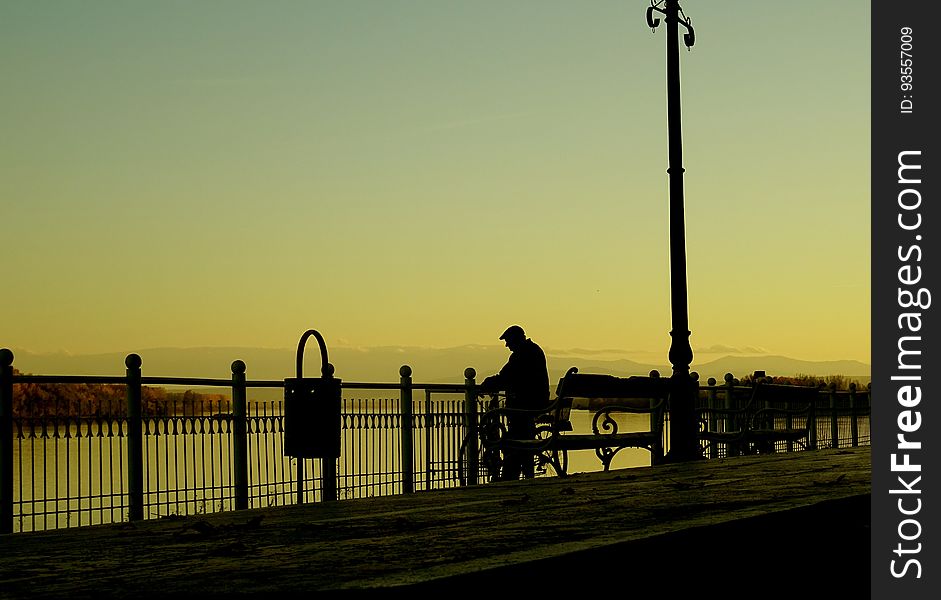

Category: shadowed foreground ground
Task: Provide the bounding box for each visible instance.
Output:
[0,447,870,598]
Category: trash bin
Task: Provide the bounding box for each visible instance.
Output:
[284,329,341,459]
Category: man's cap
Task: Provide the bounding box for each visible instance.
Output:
[499,325,525,340]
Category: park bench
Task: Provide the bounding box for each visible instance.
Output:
[697,381,819,457]
[475,367,670,478]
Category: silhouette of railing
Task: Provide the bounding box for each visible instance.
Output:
[0,348,870,534]
[694,373,871,459]
[0,349,490,534]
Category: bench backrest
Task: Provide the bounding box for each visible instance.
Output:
[555,367,670,410]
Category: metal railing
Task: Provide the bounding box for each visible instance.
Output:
[0,348,871,534]
[695,373,871,458]
[0,350,489,534]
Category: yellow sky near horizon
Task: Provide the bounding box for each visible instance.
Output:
[0,1,871,366]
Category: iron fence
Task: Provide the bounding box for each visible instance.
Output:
[0,349,871,534]
[695,374,871,458]
[0,351,487,534]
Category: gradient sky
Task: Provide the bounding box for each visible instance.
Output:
[1,1,870,366]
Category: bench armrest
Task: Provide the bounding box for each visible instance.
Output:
[591,398,666,435]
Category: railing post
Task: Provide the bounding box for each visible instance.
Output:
[809,387,819,451]
[400,365,414,494]
[126,353,144,522]
[424,389,433,491]
[687,371,699,462]
[320,363,339,503]
[706,377,718,459]
[0,349,14,534]
[649,370,665,463]
[724,373,737,457]
[231,360,248,510]
[463,368,478,486]
[848,382,859,447]
[828,382,839,449]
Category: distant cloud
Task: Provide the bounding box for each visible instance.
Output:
[695,344,769,355]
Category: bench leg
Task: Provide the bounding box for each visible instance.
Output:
[551,448,568,477]
[534,447,568,477]
[652,441,665,465]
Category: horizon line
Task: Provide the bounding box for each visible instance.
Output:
[5,344,872,368]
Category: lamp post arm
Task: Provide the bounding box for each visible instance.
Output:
[647,1,694,48]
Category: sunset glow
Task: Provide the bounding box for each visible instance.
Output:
[1,1,870,367]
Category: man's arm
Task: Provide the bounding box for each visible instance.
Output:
[479,374,502,393]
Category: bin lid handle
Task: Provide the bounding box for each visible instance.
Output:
[296,329,331,379]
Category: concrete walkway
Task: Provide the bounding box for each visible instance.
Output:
[0,447,870,597]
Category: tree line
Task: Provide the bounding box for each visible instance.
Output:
[735,373,869,390]
[9,368,231,418]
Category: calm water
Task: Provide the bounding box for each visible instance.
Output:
[8,408,653,532]
[9,408,866,533]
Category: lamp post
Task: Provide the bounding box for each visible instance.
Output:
[647,0,699,462]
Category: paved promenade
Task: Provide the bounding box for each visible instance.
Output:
[0,447,870,598]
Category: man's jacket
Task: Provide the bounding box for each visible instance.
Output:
[482,339,550,410]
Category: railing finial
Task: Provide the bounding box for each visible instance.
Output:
[125,353,142,370]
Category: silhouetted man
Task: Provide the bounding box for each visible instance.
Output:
[480,325,550,480]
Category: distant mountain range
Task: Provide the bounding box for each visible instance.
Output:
[8,345,871,389]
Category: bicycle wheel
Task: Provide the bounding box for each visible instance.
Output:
[534,425,568,477]
[458,429,503,485]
